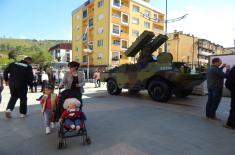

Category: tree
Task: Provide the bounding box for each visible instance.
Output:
[32,51,52,66]
[8,50,17,61]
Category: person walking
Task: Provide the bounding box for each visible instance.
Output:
[40,84,58,134]
[93,70,100,88]
[4,57,34,118]
[30,72,38,93]
[206,57,230,120]
[41,71,49,92]
[224,66,235,129]
[0,72,4,104]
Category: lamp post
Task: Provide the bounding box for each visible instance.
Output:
[164,0,168,53]
[83,48,92,80]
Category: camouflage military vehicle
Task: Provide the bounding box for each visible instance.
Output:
[100,31,206,102]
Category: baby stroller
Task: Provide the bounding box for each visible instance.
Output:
[56,89,91,149]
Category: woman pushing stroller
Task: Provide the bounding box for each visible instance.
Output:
[59,61,85,101]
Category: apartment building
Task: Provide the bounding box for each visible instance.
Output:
[72,0,165,71]
[168,31,225,66]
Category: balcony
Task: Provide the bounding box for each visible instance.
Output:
[121,32,129,40]
[112,17,121,24]
[121,5,129,14]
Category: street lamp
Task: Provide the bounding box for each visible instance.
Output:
[164,0,168,53]
[83,48,92,80]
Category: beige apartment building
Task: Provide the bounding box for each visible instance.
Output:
[168,31,225,66]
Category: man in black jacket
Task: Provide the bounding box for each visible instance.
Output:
[225,66,235,129]
[206,57,230,120]
[4,57,33,118]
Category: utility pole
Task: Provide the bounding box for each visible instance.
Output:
[164,0,168,53]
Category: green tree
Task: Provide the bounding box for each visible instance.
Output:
[0,57,13,65]
[8,50,17,61]
[32,51,52,66]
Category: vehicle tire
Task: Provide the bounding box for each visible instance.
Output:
[174,89,193,98]
[86,137,91,145]
[148,80,172,102]
[107,79,122,95]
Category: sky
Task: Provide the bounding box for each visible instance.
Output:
[0,0,235,47]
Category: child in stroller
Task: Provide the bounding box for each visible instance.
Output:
[56,90,91,149]
[60,98,83,131]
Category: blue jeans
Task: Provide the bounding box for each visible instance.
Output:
[65,118,81,127]
[206,88,223,118]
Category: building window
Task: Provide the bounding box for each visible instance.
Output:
[154,14,159,22]
[75,35,80,41]
[76,15,80,20]
[132,17,139,25]
[112,24,121,35]
[132,5,139,12]
[89,18,94,28]
[89,41,94,50]
[144,10,151,17]
[132,30,139,38]
[112,51,120,61]
[82,8,88,19]
[113,39,120,46]
[98,40,103,47]
[82,33,87,41]
[144,21,150,28]
[121,39,128,50]
[121,13,129,24]
[98,0,104,8]
[98,13,104,20]
[66,52,70,62]
[97,53,103,59]
[76,47,79,52]
[76,25,80,31]
[83,55,88,63]
[112,11,121,18]
[113,0,121,8]
[98,27,104,34]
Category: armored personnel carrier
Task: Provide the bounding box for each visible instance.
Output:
[101,31,206,102]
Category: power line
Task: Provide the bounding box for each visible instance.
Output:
[139,11,188,23]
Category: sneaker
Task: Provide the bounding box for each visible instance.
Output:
[20,114,27,118]
[45,127,51,134]
[51,122,55,129]
[76,125,81,131]
[70,125,75,130]
[206,116,221,121]
[5,110,12,118]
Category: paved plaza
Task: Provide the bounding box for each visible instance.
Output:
[0,83,234,155]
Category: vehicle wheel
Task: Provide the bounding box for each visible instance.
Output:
[57,139,64,149]
[107,79,122,95]
[128,89,140,94]
[174,89,193,98]
[148,80,172,102]
[86,137,91,145]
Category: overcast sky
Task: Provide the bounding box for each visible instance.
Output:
[0,0,234,47]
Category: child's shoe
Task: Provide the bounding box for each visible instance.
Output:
[45,127,51,134]
[76,125,81,131]
[70,125,75,130]
[51,122,55,129]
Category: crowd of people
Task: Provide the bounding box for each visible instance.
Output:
[0,56,234,135]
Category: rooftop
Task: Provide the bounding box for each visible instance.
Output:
[49,43,72,51]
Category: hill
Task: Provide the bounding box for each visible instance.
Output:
[0,38,71,56]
